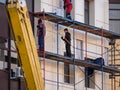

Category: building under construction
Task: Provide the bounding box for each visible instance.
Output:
[0,0,120,90]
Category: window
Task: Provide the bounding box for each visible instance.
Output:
[64,63,74,84]
[5,56,18,64]
[104,47,108,65]
[85,0,89,24]
[0,40,5,61]
[64,63,70,83]
[109,3,120,34]
[75,39,83,59]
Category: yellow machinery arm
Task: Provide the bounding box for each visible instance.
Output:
[7,0,44,90]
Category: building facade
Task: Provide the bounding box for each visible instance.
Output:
[0,0,120,90]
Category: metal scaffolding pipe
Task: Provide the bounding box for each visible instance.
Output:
[57,23,59,90]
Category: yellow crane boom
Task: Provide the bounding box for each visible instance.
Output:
[7,0,44,90]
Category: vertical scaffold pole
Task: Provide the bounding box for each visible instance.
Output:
[111,44,113,90]
[73,20,76,90]
[7,23,11,90]
[113,41,116,90]
[85,31,87,90]
[109,39,116,90]
[57,23,59,90]
[85,31,87,60]
[5,3,11,89]
[72,1,76,89]
[43,10,46,87]
[101,29,104,90]
[32,0,34,33]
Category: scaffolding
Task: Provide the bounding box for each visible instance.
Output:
[31,12,120,90]
[1,0,120,89]
[0,8,120,89]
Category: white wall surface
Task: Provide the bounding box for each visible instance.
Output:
[94,0,109,29]
[74,0,84,22]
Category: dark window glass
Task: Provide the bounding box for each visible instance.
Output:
[85,0,89,24]
[85,67,95,89]
[64,63,70,83]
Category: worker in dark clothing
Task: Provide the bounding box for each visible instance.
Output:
[63,0,72,19]
[61,28,71,83]
[37,18,46,52]
[61,28,71,57]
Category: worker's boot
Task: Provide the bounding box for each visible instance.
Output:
[66,13,72,20]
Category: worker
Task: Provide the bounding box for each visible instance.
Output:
[63,0,72,20]
[61,28,71,57]
[37,18,46,52]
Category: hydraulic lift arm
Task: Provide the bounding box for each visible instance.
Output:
[7,0,44,90]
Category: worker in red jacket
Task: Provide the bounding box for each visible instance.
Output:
[63,0,72,19]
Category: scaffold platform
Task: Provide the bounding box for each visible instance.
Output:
[32,12,120,39]
[39,51,120,74]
